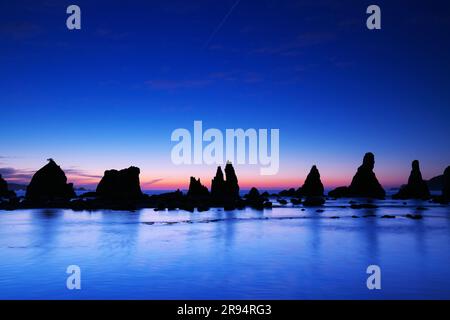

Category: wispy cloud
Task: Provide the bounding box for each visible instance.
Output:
[146,70,263,91]
[251,32,336,56]
[0,167,102,184]
[146,79,213,90]
[0,167,34,182]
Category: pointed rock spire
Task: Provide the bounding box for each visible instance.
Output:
[211,166,225,199]
[300,165,324,197]
[393,160,430,199]
[224,162,239,200]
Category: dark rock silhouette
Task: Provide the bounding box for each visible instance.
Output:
[278,188,300,197]
[443,166,450,200]
[393,160,430,199]
[328,186,349,198]
[244,187,265,209]
[0,174,16,199]
[245,187,261,202]
[187,177,209,199]
[427,174,443,191]
[96,166,143,200]
[329,152,385,199]
[224,162,239,200]
[26,159,75,201]
[211,166,225,200]
[210,162,240,203]
[300,165,324,197]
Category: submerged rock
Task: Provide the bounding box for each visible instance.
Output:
[393,160,430,199]
[96,166,143,200]
[328,153,385,199]
[26,159,75,201]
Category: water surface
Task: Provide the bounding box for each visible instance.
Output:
[0,198,449,299]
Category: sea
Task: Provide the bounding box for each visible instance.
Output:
[0,194,449,299]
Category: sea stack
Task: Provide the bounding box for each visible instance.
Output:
[96,166,143,200]
[26,159,75,201]
[211,162,240,201]
[443,166,450,200]
[329,152,385,199]
[187,177,209,198]
[224,162,240,200]
[301,165,325,206]
[300,165,324,197]
[393,160,430,199]
[211,166,225,200]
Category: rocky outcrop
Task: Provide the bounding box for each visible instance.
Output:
[328,153,385,199]
[224,162,240,200]
[0,174,16,199]
[300,165,324,197]
[26,159,75,201]
[187,177,209,199]
[211,166,225,200]
[393,160,430,199]
[443,166,450,200]
[96,166,143,200]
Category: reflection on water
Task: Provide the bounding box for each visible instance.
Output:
[0,198,449,299]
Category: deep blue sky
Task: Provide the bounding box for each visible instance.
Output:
[1,0,450,189]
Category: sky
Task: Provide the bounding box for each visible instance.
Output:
[1,0,450,191]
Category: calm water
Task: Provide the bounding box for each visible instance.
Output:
[0,198,449,299]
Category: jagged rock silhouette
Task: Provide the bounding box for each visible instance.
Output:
[443,166,450,200]
[96,166,143,200]
[187,177,209,198]
[393,160,430,199]
[26,159,75,201]
[300,165,324,197]
[329,152,385,199]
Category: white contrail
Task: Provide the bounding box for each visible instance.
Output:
[202,0,242,49]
